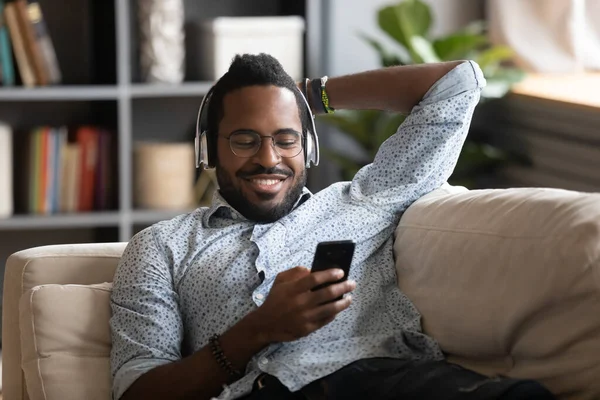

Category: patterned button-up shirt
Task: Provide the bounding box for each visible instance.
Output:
[110,61,485,400]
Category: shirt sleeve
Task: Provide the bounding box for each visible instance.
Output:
[110,226,183,400]
[349,60,486,214]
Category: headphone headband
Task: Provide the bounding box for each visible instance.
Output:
[194,84,319,170]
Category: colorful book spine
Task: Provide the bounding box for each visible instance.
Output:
[95,130,111,210]
[77,126,98,212]
[0,0,15,86]
[44,127,53,214]
[25,0,60,84]
[38,127,49,214]
[53,126,66,212]
[29,128,40,212]
[14,0,47,85]
[4,1,35,87]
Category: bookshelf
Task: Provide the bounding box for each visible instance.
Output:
[0,0,324,260]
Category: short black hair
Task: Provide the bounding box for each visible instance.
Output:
[206,53,310,166]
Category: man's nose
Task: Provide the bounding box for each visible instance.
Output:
[252,138,281,168]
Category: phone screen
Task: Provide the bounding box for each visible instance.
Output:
[310,240,355,296]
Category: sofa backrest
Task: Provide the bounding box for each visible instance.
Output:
[395,186,600,399]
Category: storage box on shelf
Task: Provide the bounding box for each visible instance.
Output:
[198,16,305,81]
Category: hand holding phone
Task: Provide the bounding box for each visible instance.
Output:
[310,240,355,300]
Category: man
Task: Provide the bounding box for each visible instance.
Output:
[110,54,555,400]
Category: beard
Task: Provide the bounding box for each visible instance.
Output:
[216,164,306,224]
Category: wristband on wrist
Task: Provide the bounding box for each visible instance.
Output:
[309,78,326,114]
[319,76,335,114]
[209,334,242,378]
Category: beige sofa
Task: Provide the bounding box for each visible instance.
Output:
[3,185,600,400]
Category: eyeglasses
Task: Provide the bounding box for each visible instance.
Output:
[220,131,303,158]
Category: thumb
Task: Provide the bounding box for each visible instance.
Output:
[275,266,310,283]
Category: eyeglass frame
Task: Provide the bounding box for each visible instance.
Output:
[218,130,305,159]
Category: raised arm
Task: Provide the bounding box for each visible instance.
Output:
[323,61,464,114]
[316,61,486,214]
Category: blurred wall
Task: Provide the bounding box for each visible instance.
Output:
[325,0,485,76]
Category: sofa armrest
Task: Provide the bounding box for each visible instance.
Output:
[2,242,126,400]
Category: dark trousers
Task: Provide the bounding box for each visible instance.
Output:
[242,358,556,400]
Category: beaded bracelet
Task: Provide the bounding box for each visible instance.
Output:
[209,334,242,378]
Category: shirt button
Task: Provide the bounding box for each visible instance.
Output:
[259,357,268,366]
[255,293,264,300]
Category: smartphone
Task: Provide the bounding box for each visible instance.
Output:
[310,240,356,300]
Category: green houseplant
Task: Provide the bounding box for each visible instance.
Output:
[323,0,525,186]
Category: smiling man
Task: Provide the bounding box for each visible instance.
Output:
[211,83,308,223]
[109,54,555,400]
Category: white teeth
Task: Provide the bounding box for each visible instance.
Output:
[251,179,281,186]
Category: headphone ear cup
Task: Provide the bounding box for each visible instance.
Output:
[200,131,212,169]
[307,126,319,167]
[304,131,313,167]
[194,133,201,168]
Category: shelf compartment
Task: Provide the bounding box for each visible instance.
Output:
[132,97,199,142]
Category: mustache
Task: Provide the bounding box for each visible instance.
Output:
[237,166,293,179]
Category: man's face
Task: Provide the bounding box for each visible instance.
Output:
[215,85,306,223]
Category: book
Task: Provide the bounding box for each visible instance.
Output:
[38,126,48,213]
[4,1,35,87]
[53,126,66,212]
[24,0,60,84]
[95,130,112,210]
[29,128,41,212]
[14,0,47,85]
[76,126,98,212]
[0,122,13,218]
[61,142,80,213]
[0,0,15,86]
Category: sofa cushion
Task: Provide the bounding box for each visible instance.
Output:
[19,282,113,400]
[395,187,600,399]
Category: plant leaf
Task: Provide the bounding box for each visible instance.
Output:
[433,33,488,61]
[410,35,441,63]
[359,33,407,66]
[378,0,432,62]
[461,20,487,35]
[476,45,515,71]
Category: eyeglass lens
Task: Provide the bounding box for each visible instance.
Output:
[228,131,302,158]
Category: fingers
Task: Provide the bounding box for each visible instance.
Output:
[305,295,353,323]
[274,266,310,284]
[309,280,356,306]
[295,269,346,293]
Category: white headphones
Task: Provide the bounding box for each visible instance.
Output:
[194,85,320,169]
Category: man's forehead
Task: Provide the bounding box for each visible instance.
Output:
[221,85,301,122]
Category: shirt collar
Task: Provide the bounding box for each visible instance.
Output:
[203,187,313,226]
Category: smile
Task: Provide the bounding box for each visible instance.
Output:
[250,178,283,186]
[243,175,289,195]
